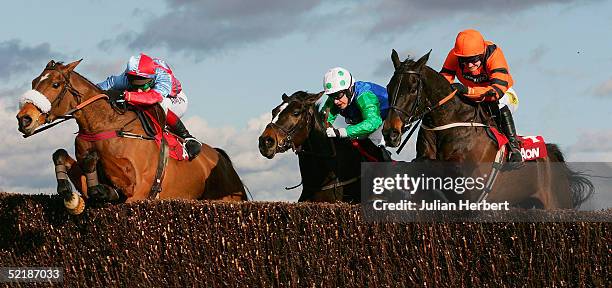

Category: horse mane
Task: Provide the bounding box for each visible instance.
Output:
[293,90,326,134]
[71,70,103,92]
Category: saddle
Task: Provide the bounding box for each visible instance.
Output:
[134,106,189,161]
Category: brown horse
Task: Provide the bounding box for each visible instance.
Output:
[16,60,247,214]
[382,50,592,209]
[258,91,372,203]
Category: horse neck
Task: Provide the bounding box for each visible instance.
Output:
[421,66,480,127]
[298,105,361,183]
[302,105,333,154]
[69,73,130,133]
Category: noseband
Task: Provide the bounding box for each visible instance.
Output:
[37,65,84,124]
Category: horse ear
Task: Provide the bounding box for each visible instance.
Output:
[62,59,83,72]
[281,93,289,102]
[415,50,432,70]
[391,49,401,70]
[46,60,56,68]
[306,91,325,104]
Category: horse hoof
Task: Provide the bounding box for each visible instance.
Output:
[65,193,85,215]
[57,179,73,198]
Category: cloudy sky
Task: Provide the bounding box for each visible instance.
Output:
[0,0,610,208]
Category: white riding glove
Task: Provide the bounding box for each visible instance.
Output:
[326,127,348,138]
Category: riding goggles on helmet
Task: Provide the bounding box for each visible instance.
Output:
[127,74,154,91]
[458,54,483,65]
[329,89,349,100]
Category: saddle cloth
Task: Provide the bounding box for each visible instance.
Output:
[487,127,547,161]
[142,110,188,161]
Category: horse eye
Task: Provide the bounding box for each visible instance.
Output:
[52,83,60,88]
[292,110,300,116]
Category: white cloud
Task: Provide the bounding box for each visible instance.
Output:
[0,98,77,193]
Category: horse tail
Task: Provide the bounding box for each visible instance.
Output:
[214,148,251,200]
[546,143,594,208]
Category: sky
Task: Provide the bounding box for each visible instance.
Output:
[0,0,610,208]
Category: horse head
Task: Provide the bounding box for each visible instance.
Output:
[258,91,324,159]
[382,50,432,147]
[16,59,83,136]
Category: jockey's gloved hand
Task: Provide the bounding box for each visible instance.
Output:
[103,90,127,109]
[103,90,125,103]
[326,127,348,138]
[450,83,468,96]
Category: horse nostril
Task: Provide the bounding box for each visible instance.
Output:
[259,136,275,150]
[19,115,32,128]
[264,137,275,148]
[389,130,397,138]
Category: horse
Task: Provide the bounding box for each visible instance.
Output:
[258,91,384,203]
[381,50,593,209]
[16,60,248,214]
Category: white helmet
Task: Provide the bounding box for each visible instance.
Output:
[323,67,354,95]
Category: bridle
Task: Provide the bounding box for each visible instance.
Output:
[388,67,432,133]
[267,100,314,153]
[24,64,109,138]
[37,65,85,124]
[387,64,458,153]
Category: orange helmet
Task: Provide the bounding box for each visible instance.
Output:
[453,29,486,57]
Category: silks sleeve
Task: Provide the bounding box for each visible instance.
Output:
[346,91,382,138]
[465,48,513,102]
[439,49,458,84]
[97,73,129,91]
[124,90,164,105]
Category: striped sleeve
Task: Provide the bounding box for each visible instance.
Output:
[465,47,512,101]
[439,49,458,83]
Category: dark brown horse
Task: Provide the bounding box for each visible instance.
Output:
[382,50,592,209]
[258,91,374,203]
[16,60,247,214]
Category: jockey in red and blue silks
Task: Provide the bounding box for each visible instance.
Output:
[97,53,201,160]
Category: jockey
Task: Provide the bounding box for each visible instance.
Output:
[97,53,201,161]
[440,29,522,162]
[320,67,392,161]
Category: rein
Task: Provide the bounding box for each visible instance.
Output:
[23,94,109,138]
[389,67,458,153]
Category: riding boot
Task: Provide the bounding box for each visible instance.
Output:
[500,106,523,162]
[167,118,202,161]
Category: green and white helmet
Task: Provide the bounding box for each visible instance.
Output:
[323,67,354,95]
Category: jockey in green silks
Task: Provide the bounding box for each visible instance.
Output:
[320,67,392,161]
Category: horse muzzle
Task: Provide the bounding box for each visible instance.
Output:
[16,114,42,136]
[258,135,278,159]
[16,103,46,136]
[383,128,402,147]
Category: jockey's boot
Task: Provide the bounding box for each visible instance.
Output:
[168,118,202,161]
[500,106,523,162]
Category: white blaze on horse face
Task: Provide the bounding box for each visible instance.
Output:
[272,102,289,123]
[34,73,50,89]
[39,73,50,82]
[19,89,52,113]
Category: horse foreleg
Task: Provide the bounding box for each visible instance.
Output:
[79,151,120,204]
[52,149,85,215]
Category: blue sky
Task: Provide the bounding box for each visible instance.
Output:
[0,0,610,206]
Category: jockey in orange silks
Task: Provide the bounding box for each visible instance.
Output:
[440,29,522,162]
